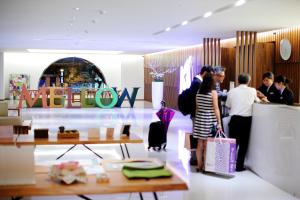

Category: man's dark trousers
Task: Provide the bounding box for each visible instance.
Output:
[229,115,252,170]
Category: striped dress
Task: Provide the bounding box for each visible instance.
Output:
[193,92,217,139]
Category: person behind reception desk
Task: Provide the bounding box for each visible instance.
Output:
[274,75,294,105]
[225,73,260,172]
[257,71,279,103]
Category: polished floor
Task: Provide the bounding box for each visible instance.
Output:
[3,101,299,200]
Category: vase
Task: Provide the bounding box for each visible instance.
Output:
[151,81,164,109]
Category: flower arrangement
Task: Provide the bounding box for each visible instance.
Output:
[147,61,177,82]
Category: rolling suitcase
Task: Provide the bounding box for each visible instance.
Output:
[148,121,166,150]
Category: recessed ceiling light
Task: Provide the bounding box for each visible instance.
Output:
[74,7,80,11]
[203,11,213,18]
[27,49,123,54]
[181,20,189,26]
[234,0,246,7]
[153,1,241,35]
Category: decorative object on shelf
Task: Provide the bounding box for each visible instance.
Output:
[120,124,131,136]
[280,38,292,60]
[49,161,87,184]
[96,172,110,183]
[34,128,49,139]
[57,129,79,138]
[146,61,177,109]
[106,128,114,139]
[88,128,100,139]
[58,126,65,133]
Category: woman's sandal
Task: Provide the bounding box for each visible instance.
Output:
[195,167,204,173]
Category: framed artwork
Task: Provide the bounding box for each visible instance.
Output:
[9,74,30,100]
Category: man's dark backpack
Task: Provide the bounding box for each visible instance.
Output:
[177,88,194,116]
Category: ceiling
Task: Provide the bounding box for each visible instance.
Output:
[0,0,300,55]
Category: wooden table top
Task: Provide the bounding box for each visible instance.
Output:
[0,133,143,145]
[0,159,188,197]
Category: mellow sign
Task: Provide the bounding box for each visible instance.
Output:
[18,85,140,108]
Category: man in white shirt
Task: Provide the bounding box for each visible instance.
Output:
[225,73,260,171]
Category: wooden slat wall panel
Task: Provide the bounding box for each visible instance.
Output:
[235,32,240,83]
[255,43,275,88]
[236,31,257,87]
[240,31,245,73]
[252,32,257,87]
[257,31,276,43]
[144,46,203,109]
[274,27,300,63]
[245,32,249,73]
[244,32,254,79]
[203,38,221,66]
[221,47,236,90]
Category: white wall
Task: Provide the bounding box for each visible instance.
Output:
[0,52,4,100]
[3,52,144,99]
[120,55,144,97]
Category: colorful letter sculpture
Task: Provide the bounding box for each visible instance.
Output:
[19,84,139,109]
[18,85,48,108]
[95,88,118,108]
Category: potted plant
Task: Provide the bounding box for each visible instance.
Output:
[147,62,176,109]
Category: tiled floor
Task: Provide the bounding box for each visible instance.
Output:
[3,101,299,200]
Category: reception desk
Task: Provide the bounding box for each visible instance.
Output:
[247,103,300,198]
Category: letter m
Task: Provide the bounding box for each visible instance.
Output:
[18,85,48,108]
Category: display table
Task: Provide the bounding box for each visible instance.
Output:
[14,132,143,160]
[0,159,188,199]
[0,132,145,194]
[247,103,300,198]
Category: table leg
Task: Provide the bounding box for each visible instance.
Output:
[56,144,77,160]
[139,192,144,200]
[11,197,22,200]
[153,192,159,200]
[119,144,125,159]
[124,143,130,158]
[82,144,103,159]
[78,194,92,200]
